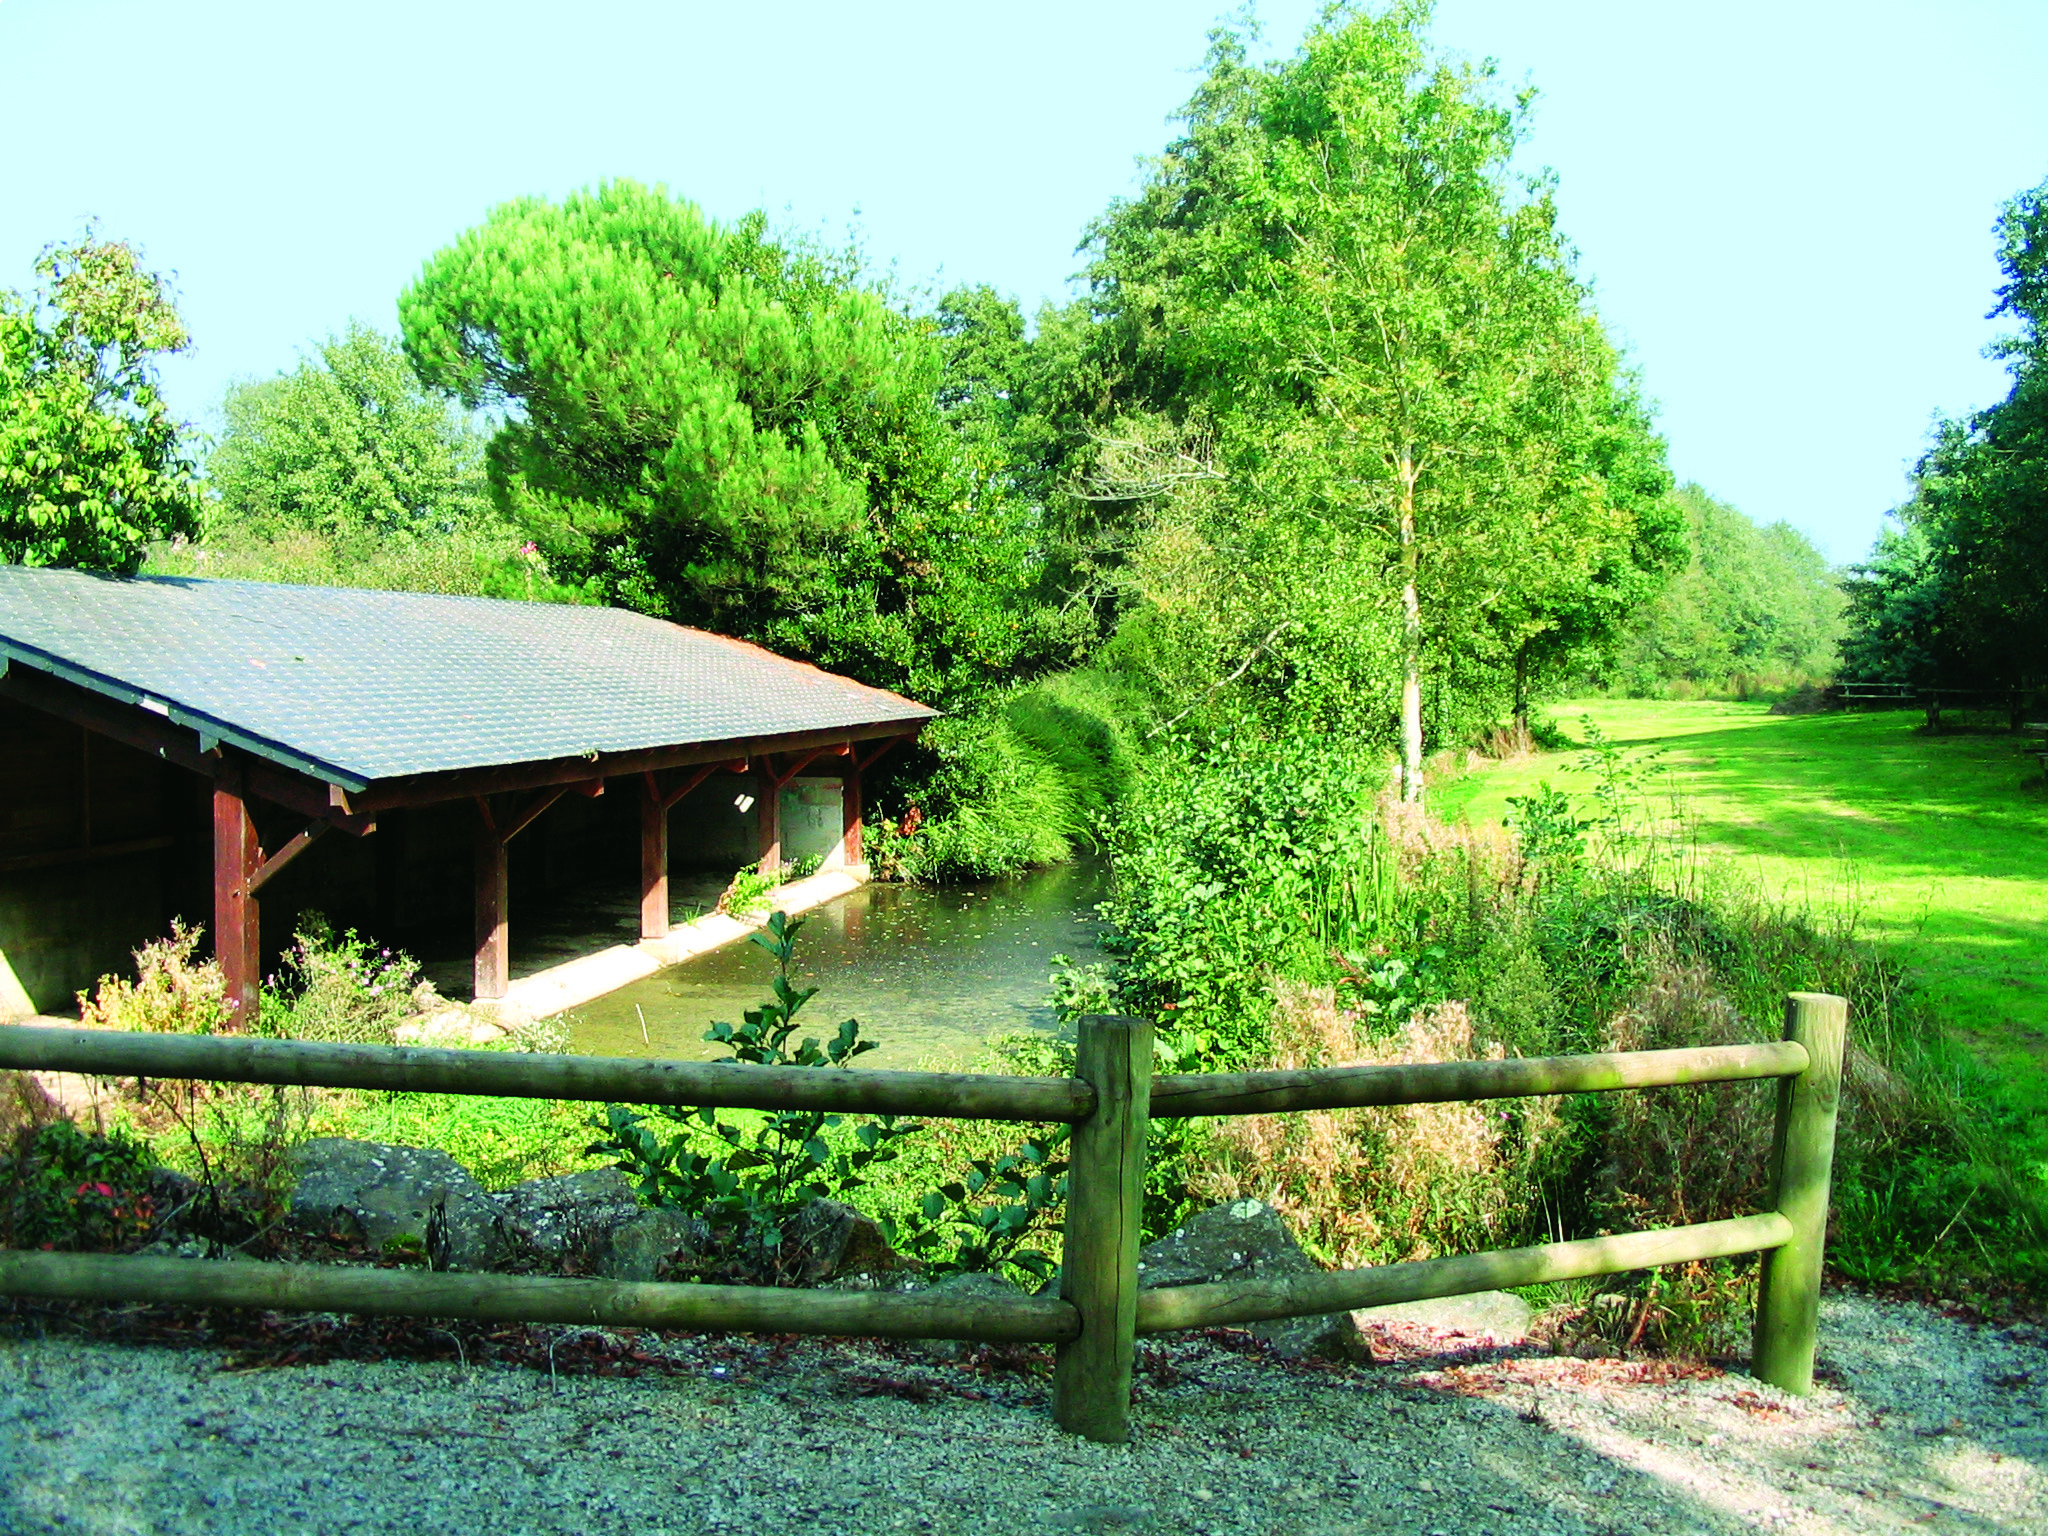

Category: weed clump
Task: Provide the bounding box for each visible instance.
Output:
[259,913,425,1045]
[1196,986,1566,1268]
[77,920,230,1035]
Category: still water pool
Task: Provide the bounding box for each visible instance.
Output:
[570,859,1110,1068]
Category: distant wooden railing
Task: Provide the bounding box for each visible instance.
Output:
[0,993,1846,1444]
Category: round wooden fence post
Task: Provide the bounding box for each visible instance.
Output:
[1752,991,1847,1395]
[1053,1014,1153,1443]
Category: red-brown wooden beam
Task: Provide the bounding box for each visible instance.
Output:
[855,734,912,774]
[474,803,509,1002]
[640,782,670,940]
[351,721,924,814]
[756,765,783,876]
[248,822,330,894]
[639,764,725,940]
[469,782,598,999]
[840,756,864,869]
[211,765,261,1028]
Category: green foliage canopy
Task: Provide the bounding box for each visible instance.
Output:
[208,322,489,539]
[1615,484,1844,691]
[399,182,1063,702]
[1846,177,2047,688]
[0,237,201,571]
[1047,5,1679,784]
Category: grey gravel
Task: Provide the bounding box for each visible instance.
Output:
[1,1291,2042,1535]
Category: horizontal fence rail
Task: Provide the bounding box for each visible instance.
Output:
[0,993,1848,1445]
[0,1250,1079,1342]
[1136,1214,1794,1332]
[1152,1040,1810,1118]
[0,1025,1094,1123]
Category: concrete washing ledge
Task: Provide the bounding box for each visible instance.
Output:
[0,868,871,1067]
[484,865,872,1028]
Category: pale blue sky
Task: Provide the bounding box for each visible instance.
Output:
[3,0,2044,561]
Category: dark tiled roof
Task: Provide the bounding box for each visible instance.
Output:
[0,567,933,790]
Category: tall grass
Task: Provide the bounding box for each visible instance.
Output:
[1098,731,2046,1319]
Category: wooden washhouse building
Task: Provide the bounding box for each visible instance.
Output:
[0,566,933,1021]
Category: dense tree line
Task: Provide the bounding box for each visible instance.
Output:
[1606,484,1843,694]
[5,4,1742,864]
[1844,178,2046,691]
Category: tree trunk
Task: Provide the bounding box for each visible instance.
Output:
[1512,644,1531,730]
[1399,449,1424,805]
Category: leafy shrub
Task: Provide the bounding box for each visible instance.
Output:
[888,712,1086,881]
[881,669,1148,883]
[0,1121,158,1251]
[1099,733,1393,1068]
[716,854,822,918]
[898,1128,1069,1283]
[590,912,920,1278]
[77,920,230,1034]
[590,913,1075,1284]
[258,913,423,1045]
[1102,721,2043,1324]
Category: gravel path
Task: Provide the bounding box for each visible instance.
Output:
[1,1291,2042,1535]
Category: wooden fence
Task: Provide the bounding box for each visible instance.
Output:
[0,992,1846,1444]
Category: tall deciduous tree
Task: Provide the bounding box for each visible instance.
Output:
[1845,177,2047,690]
[208,322,488,538]
[1616,484,1843,691]
[1082,4,1675,795]
[0,237,201,570]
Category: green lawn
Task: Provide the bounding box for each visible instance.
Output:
[1434,699,2048,1171]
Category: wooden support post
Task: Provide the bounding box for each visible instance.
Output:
[1054,1014,1153,1443]
[756,766,782,876]
[474,803,509,1001]
[1753,991,1847,1395]
[211,765,260,1027]
[640,777,670,940]
[840,758,863,869]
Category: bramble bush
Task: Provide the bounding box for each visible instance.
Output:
[259,913,424,1045]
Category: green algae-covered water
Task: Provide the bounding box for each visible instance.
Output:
[569,859,1110,1068]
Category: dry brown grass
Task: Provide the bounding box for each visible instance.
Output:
[1193,983,1566,1267]
[1595,950,1776,1230]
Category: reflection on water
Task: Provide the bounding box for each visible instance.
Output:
[570,859,1111,1067]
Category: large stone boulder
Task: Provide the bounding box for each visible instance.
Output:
[1352,1290,1533,1341]
[288,1138,523,1272]
[1136,1198,1364,1360]
[783,1198,911,1284]
[909,1270,1027,1360]
[595,1207,708,1282]
[498,1167,645,1264]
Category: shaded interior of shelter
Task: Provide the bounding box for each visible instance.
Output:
[0,699,851,1014]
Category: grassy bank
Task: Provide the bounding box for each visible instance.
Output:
[1434,699,2048,1190]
